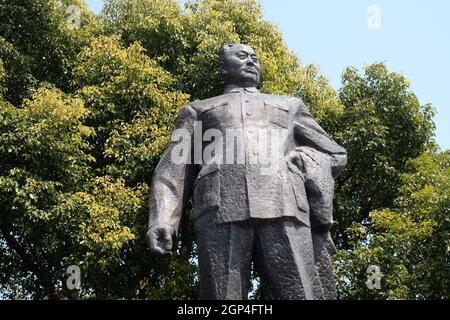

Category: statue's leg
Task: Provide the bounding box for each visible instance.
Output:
[194,215,254,300]
[253,218,323,300]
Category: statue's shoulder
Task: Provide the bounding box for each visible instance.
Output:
[189,94,232,113]
[259,93,303,107]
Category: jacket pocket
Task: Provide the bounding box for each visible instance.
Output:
[265,102,290,128]
[193,165,220,220]
[202,102,231,128]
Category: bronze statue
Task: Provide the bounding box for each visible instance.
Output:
[146,44,347,300]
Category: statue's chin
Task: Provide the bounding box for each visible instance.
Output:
[223,73,259,86]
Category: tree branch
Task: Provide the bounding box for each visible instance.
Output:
[0,224,59,299]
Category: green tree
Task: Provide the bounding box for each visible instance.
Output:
[0,0,99,103]
[334,151,449,299]
[332,63,436,249]
[0,86,94,299]
[0,33,195,299]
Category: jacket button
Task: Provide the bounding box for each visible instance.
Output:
[247,111,252,116]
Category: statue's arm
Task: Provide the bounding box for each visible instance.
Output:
[147,105,197,254]
[292,98,347,178]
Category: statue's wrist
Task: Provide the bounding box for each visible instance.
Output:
[148,223,175,233]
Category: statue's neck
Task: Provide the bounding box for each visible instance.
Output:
[223,83,259,94]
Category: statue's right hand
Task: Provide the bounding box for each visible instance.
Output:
[146,224,175,255]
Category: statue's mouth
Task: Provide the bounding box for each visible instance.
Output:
[243,68,257,75]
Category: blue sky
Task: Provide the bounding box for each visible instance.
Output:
[86,0,449,150]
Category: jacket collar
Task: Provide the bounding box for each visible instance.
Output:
[223,84,260,94]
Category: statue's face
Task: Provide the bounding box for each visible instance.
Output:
[220,45,261,86]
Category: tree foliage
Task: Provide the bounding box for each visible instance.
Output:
[331,63,436,249]
[335,151,449,299]
[0,0,444,300]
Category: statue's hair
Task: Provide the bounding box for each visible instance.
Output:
[219,44,236,64]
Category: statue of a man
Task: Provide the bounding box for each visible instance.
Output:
[146,44,347,300]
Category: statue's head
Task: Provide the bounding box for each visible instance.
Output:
[219,44,261,87]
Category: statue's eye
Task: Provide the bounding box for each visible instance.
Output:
[238,55,247,60]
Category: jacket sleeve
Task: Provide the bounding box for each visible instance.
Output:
[148,104,197,234]
[292,98,347,178]
[291,98,347,231]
